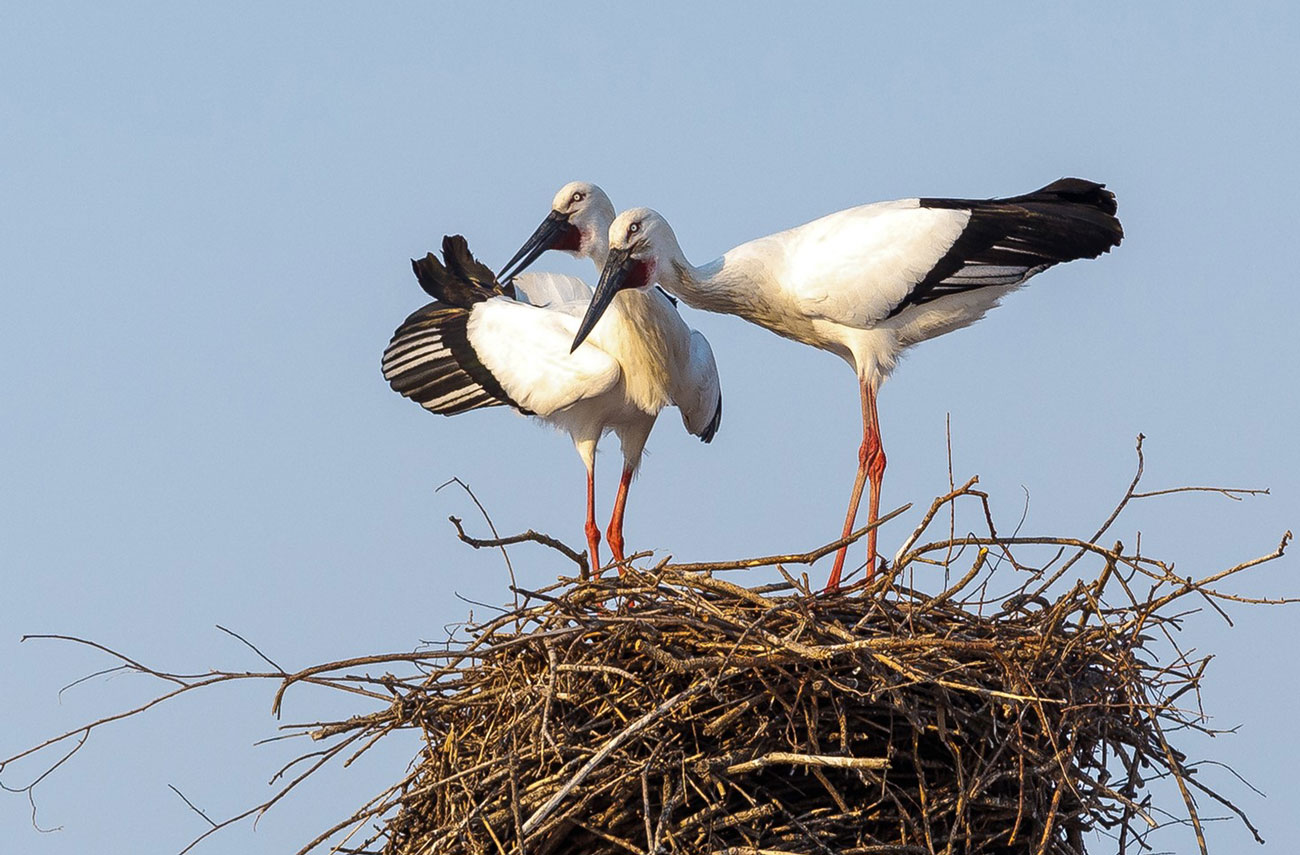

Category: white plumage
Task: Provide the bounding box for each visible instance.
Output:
[573,179,1122,590]
[383,183,721,571]
[512,270,602,311]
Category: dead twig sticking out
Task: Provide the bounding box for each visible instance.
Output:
[439,477,524,605]
[447,515,588,578]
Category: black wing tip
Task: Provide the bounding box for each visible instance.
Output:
[409,236,515,306]
[1001,177,1125,255]
[1035,177,1118,216]
[1016,177,1123,249]
[443,234,505,281]
[443,234,517,300]
[699,391,723,444]
[1033,176,1108,196]
[923,177,1123,248]
[410,252,449,300]
[896,177,1124,318]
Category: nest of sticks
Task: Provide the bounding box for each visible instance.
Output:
[4,440,1291,855]
[370,570,1241,855]
[305,444,1286,855]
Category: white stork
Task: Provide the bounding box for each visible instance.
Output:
[571,179,1123,590]
[382,191,722,573]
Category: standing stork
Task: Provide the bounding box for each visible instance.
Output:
[570,179,1122,590]
[382,226,721,573]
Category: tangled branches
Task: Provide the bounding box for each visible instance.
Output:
[369,535,1290,854]
[1,438,1291,855]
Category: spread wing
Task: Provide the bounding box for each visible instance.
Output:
[383,237,620,418]
[465,298,622,417]
[383,300,523,415]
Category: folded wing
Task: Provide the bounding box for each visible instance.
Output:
[671,330,723,443]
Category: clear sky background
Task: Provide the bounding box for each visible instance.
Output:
[3,3,1297,853]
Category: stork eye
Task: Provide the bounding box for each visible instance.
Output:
[628,222,641,234]
[571,191,584,203]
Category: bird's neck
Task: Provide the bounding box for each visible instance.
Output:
[663,241,809,350]
[663,250,757,318]
[587,233,610,270]
[581,217,612,271]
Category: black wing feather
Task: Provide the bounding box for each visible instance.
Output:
[699,391,722,444]
[887,178,1123,318]
[384,237,530,416]
[409,235,516,306]
[441,235,516,301]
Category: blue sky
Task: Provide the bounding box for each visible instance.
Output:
[3,4,1297,853]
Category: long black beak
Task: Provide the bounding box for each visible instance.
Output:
[571,247,634,352]
[497,210,570,282]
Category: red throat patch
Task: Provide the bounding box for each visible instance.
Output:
[626,259,654,290]
[553,223,583,252]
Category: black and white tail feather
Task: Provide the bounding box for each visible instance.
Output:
[382,236,529,416]
[888,178,1124,317]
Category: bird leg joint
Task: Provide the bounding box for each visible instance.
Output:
[605,522,625,566]
[867,443,886,480]
[858,432,885,476]
[585,520,602,574]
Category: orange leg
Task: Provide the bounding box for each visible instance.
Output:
[825,381,886,591]
[584,465,602,576]
[605,465,634,574]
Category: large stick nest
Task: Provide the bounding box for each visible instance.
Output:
[375,571,1207,855]
[3,442,1291,855]
[352,470,1288,855]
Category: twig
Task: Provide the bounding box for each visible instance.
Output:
[169,784,218,828]
[1131,486,1270,501]
[665,504,911,573]
[216,625,286,673]
[448,515,587,575]
[439,477,521,612]
[725,752,889,774]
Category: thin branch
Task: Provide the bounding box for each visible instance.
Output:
[216,625,286,674]
[665,503,911,573]
[1132,486,1269,501]
[447,515,587,575]
[20,634,187,686]
[439,477,521,611]
[169,784,218,828]
[725,752,890,774]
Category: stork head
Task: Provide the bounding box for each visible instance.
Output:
[571,208,672,352]
[497,181,615,281]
